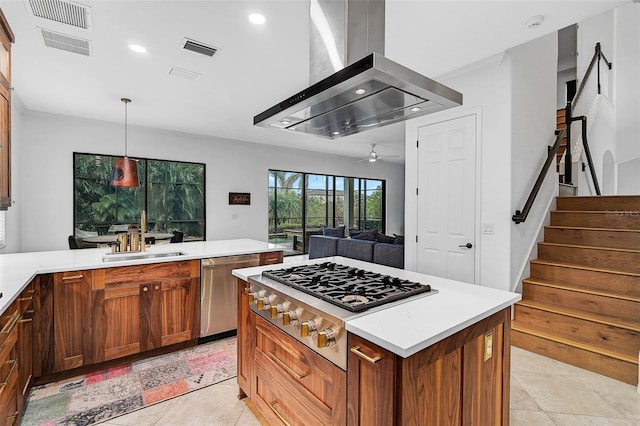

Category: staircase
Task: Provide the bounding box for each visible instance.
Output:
[512,195,640,385]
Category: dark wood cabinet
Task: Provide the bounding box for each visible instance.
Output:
[17,282,35,409]
[53,270,92,372]
[236,278,255,399]
[0,9,14,210]
[347,308,512,425]
[0,299,19,424]
[91,260,200,363]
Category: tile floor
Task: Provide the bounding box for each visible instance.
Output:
[99,346,640,426]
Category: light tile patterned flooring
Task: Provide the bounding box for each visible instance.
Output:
[100,346,640,426]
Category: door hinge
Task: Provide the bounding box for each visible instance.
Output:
[416,188,419,196]
[416,235,418,243]
[416,140,419,148]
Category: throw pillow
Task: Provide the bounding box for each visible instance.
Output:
[323,226,345,238]
[351,229,378,241]
[376,234,395,244]
[393,234,404,245]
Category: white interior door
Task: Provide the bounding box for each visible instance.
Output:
[416,114,477,283]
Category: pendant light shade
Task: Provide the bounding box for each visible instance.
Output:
[111,98,139,188]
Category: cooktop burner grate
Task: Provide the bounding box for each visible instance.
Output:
[262,262,435,312]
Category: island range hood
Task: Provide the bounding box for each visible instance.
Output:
[253,0,462,139]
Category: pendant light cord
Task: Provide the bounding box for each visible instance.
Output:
[122,98,131,157]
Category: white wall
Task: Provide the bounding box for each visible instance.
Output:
[509,33,558,290]
[13,111,404,253]
[405,53,512,291]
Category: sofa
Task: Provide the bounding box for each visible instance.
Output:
[308,227,404,269]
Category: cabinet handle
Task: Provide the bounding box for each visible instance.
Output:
[19,318,33,323]
[350,346,382,364]
[18,294,34,302]
[268,401,292,426]
[142,286,149,292]
[0,359,17,386]
[62,274,83,281]
[6,411,18,423]
[0,314,19,335]
[268,351,307,379]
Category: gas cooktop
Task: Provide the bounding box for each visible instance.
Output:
[262,262,436,313]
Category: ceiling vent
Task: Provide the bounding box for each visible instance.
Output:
[182,38,217,57]
[28,0,92,30]
[41,28,91,56]
[168,66,201,81]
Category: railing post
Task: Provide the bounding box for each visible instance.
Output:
[596,42,602,94]
[564,101,572,185]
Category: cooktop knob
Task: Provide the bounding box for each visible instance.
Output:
[317,328,337,348]
[256,296,271,311]
[270,303,286,319]
[282,310,299,326]
[300,319,318,338]
[247,292,259,305]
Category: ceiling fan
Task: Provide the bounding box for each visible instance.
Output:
[357,144,400,163]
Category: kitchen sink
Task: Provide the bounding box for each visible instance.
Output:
[101,251,187,262]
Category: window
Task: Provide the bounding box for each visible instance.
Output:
[74,153,205,240]
[268,170,385,255]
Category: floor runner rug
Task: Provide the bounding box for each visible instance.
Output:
[21,336,237,426]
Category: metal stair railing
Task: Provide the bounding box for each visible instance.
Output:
[513,42,610,224]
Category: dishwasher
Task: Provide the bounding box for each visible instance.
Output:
[200,254,261,338]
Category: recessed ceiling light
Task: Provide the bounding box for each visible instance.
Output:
[331,131,340,136]
[280,119,291,125]
[410,107,422,112]
[129,44,147,53]
[355,88,366,95]
[249,13,266,25]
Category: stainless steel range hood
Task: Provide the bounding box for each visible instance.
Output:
[253,0,462,139]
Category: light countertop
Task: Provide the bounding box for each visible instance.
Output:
[0,239,282,315]
[233,256,521,358]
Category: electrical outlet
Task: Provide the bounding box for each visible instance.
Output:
[482,223,495,235]
[484,332,493,361]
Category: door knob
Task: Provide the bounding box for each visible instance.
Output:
[459,243,473,249]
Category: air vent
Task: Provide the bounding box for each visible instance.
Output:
[41,28,91,56]
[168,66,201,81]
[182,38,217,57]
[28,0,92,30]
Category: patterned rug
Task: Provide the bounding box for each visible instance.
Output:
[21,337,237,426]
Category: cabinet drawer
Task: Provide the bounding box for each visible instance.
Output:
[260,251,283,265]
[0,358,19,423]
[100,260,198,286]
[0,309,18,363]
[254,315,345,425]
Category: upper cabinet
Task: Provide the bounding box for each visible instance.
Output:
[0,9,14,210]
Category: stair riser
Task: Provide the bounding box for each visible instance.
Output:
[513,305,640,360]
[538,244,640,273]
[556,196,640,212]
[544,227,640,250]
[530,262,640,299]
[512,330,638,385]
[551,211,640,229]
[522,283,640,324]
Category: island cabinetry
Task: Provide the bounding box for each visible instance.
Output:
[54,270,92,372]
[253,315,346,426]
[91,260,200,363]
[259,251,283,265]
[0,299,19,424]
[347,307,511,425]
[236,278,255,398]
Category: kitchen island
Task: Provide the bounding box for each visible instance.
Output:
[233,257,521,425]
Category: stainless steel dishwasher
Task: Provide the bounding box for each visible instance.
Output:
[200,254,261,338]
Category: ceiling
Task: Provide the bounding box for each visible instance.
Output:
[2,0,628,163]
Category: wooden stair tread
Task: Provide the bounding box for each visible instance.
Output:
[538,241,640,253]
[511,323,638,365]
[523,278,640,303]
[530,259,640,277]
[545,225,640,234]
[515,298,640,332]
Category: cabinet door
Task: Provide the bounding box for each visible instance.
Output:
[154,275,200,347]
[17,285,35,407]
[92,280,144,363]
[347,333,397,426]
[54,271,92,372]
[0,84,10,210]
[237,279,255,398]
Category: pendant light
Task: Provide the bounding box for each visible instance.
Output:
[111,98,139,187]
